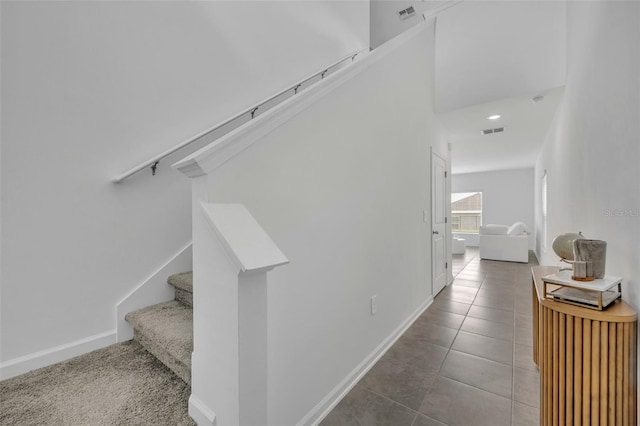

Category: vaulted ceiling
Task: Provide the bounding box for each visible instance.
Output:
[371,0,568,174]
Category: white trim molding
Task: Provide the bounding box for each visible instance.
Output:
[0,330,116,380]
[189,394,217,426]
[116,242,193,342]
[199,203,288,273]
[298,297,434,426]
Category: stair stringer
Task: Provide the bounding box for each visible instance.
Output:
[116,242,193,342]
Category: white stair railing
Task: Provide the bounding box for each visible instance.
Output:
[112,49,365,183]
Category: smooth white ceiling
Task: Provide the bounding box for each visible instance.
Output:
[434,0,566,113]
[439,86,565,174]
[432,0,567,174]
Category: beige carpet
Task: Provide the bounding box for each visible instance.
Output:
[0,340,195,426]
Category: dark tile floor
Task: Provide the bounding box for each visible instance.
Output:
[321,248,540,426]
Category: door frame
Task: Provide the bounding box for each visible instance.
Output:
[431,149,448,296]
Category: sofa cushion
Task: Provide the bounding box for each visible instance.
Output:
[479,224,509,235]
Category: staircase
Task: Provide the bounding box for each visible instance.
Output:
[125,271,193,384]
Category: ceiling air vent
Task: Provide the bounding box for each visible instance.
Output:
[398,6,416,21]
[481,127,506,135]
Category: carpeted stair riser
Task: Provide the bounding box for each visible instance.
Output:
[174,287,192,308]
[168,271,193,307]
[134,329,191,384]
[125,300,193,385]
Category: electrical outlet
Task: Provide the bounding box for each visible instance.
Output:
[423,210,428,223]
[371,295,377,315]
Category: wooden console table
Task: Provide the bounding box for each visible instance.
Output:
[532,266,637,425]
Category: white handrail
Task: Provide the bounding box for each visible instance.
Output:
[112,49,365,183]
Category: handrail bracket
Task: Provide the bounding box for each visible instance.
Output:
[111,48,365,183]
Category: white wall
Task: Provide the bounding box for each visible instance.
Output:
[370,1,459,50]
[187,22,447,425]
[435,0,566,112]
[535,1,639,311]
[370,0,423,49]
[0,1,368,366]
[452,168,535,248]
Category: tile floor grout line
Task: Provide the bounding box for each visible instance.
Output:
[321,249,540,426]
[438,255,514,402]
[441,342,514,368]
[420,265,464,426]
[433,374,514,403]
[356,384,420,417]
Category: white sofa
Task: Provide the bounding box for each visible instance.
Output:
[479,222,529,263]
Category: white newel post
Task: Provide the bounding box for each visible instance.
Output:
[170,56,373,423]
[185,183,288,426]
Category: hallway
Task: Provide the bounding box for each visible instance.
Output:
[321,248,540,426]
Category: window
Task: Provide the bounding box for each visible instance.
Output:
[451,192,482,233]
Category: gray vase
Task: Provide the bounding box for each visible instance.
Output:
[573,239,607,279]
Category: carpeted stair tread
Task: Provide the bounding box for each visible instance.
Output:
[0,340,195,425]
[168,271,193,307]
[168,271,193,293]
[125,300,192,383]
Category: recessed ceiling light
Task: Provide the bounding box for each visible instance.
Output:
[487,114,501,120]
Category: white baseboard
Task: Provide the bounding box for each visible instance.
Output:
[1,243,193,381]
[189,394,217,426]
[0,330,116,381]
[298,297,434,426]
[116,242,193,342]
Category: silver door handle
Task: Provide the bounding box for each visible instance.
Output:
[432,231,439,235]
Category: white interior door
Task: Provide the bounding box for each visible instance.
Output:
[431,152,447,296]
